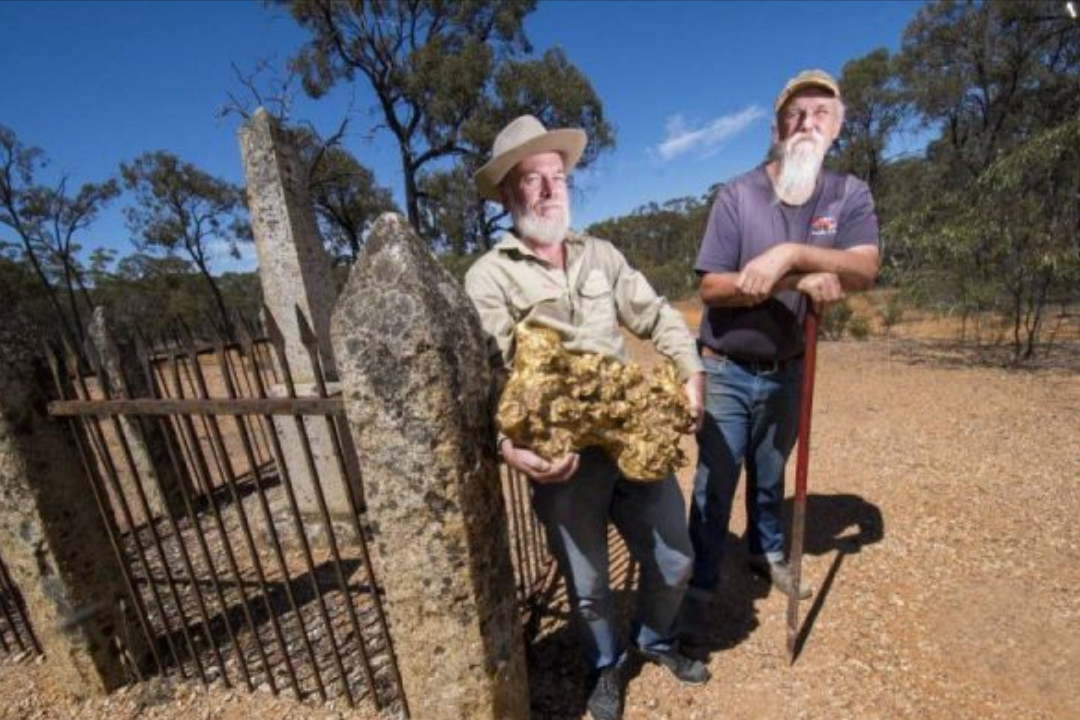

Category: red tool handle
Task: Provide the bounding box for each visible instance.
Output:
[794,308,819,506]
[786,305,820,663]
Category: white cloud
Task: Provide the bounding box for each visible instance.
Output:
[656,106,766,161]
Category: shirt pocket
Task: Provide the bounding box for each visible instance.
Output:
[508,282,563,322]
[578,269,617,333]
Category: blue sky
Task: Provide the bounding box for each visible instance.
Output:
[0,0,924,272]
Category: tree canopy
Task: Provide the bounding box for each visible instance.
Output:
[280,0,614,252]
[120,151,251,334]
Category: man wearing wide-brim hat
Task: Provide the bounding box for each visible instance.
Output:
[465,115,711,720]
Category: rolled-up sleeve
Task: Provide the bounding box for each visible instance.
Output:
[610,249,703,381]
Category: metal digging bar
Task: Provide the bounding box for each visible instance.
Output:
[786,306,820,664]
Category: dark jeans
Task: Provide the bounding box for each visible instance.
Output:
[687,354,801,599]
[531,447,694,669]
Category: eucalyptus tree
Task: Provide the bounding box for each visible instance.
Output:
[280,0,614,247]
[292,128,399,262]
[899,0,1080,180]
[831,48,907,199]
[120,151,250,334]
[0,124,119,345]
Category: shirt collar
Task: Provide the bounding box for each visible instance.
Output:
[495,230,583,263]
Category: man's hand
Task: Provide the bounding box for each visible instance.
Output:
[500,439,580,484]
[684,372,705,432]
[795,271,844,312]
[736,243,797,301]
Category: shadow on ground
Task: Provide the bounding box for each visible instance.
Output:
[525,493,884,718]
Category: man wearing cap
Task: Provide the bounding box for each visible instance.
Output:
[683,70,880,624]
[464,115,710,720]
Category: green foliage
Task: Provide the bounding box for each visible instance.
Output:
[821,301,854,341]
[853,0,1080,362]
[120,151,250,332]
[418,166,489,256]
[89,253,263,340]
[898,0,1080,180]
[438,250,480,284]
[421,46,616,254]
[0,124,120,346]
[586,194,711,301]
[281,0,614,251]
[830,48,906,198]
[291,127,399,263]
[848,314,872,341]
[880,292,905,335]
[0,254,55,334]
[886,110,1080,359]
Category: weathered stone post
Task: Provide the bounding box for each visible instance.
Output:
[88,306,192,521]
[331,214,528,720]
[0,302,148,696]
[238,107,361,530]
[239,108,337,373]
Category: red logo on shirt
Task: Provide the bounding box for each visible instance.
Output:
[810,216,837,235]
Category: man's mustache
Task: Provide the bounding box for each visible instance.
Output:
[787,130,824,146]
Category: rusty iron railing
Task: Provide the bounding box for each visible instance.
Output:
[0,552,41,662]
[45,310,405,713]
[41,307,556,710]
[502,466,559,637]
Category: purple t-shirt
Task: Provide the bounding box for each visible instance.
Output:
[695,165,879,361]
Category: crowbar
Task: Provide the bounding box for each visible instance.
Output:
[786,305,820,663]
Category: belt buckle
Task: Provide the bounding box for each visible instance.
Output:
[755,359,781,373]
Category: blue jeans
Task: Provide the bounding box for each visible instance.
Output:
[531,447,694,670]
[687,355,801,599]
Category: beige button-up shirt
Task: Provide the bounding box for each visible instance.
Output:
[464,230,703,381]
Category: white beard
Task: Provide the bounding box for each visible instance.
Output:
[512,202,571,247]
[773,132,828,205]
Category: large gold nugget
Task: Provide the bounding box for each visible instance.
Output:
[496,323,693,481]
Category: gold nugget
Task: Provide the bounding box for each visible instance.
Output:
[497,323,693,481]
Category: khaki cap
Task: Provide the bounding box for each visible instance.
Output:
[774,69,841,113]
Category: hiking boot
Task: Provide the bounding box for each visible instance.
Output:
[635,647,711,686]
[749,555,813,600]
[586,663,624,720]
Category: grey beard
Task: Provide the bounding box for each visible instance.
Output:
[774,136,827,205]
[512,204,571,247]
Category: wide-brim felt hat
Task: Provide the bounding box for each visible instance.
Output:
[474,115,587,202]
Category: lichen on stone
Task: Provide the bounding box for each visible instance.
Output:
[496,323,693,481]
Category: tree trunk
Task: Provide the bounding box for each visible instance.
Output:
[18,235,79,345]
[195,259,234,340]
[401,149,421,231]
[61,259,86,344]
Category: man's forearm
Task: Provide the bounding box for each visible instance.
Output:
[789,244,879,291]
[700,272,761,307]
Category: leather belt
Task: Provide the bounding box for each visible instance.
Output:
[700,345,801,374]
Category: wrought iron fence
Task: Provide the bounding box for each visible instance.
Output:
[502,466,559,637]
[0,552,41,662]
[46,311,405,713]
[42,307,556,711]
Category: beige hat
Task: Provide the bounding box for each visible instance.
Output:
[474,115,587,202]
[774,69,841,113]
